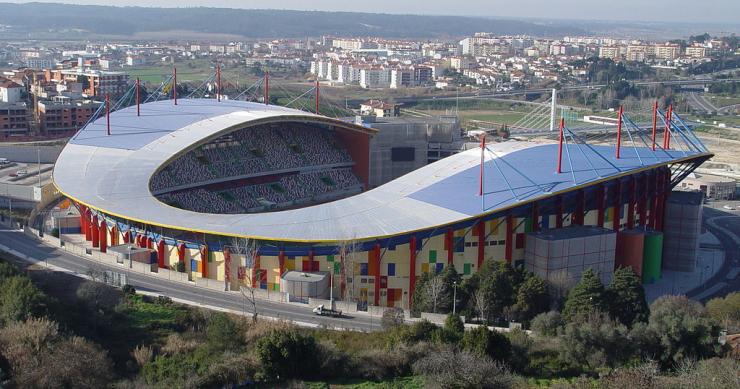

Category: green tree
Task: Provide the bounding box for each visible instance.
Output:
[559,311,635,374]
[562,269,606,322]
[0,276,46,322]
[641,295,722,368]
[206,313,241,351]
[443,314,465,343]
[706,292,740,333]
[607,267,649,327]
[0,261,19,281]
[461,325,512,362]
[511,273,550,324]
[530,311,563,336]
[256,329,319,381]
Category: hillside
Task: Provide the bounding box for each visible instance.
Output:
[0,2,587,39]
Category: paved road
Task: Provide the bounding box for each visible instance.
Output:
[0,226,382,331]
[687,92,719,114]
[692,207,740,301]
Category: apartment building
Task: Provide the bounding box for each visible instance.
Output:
[38,99,101,134]
[0,102,30,136]
[45,69,129,97]
[654,44,680,60]
[359,67,391,88]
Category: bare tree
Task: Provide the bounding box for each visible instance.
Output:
[231,237,260,323]
[426,275,447,314]
[337,234,360,303]
[472,288,490,324]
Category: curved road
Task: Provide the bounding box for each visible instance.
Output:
[0,225,382,331]
[691,208,740,301]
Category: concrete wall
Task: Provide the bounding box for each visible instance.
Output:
[0,145,62,163]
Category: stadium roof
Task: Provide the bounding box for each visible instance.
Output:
[54,99,710,243]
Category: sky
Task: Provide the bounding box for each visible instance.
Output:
[4,0,740,24]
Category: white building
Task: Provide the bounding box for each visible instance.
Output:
[0,78,22,103]
[359,67,391,88]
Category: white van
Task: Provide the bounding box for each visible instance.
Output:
[0,158,9,165]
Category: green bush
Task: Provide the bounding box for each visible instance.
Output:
[461,325,512,362]
[256,329,319,381]
[0,276,47,323]
[531,311,563,336]
[51,228,60,238]
[442,314,465,343]
[176,261,185,273]
[206,313,241,351]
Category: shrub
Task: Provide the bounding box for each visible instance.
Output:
[381,307,405,329]
[644,295,722,368]
[559,311,635,374]
[206,313,241,351]
[354,341,436,380]
[256,329,319,381]
[0,275,47,323]
[395,319,441,344]
[412,348,517,389]
[51,228,59,238]
[461,325,512,362]
[121,284,136,296]
[176,261,185,273]
[132,344,154,368]
[530,311,563,336]
[442,314,465,343]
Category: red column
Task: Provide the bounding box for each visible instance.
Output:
[157,240,166,268]
[224,247,231,283]
[78,204,87,235]
[531,203,540,232]
[556,196,564,228]
[649,171,659,229]
[177,243,185,265]
[84,210,92,241]
[574,190,585,225]
[477,221,485,268]
[123,230,130,244]
[638,175,647,227]
[110,225,118,246]
[505,215,513,264]
[597,185,606,227]
[147,237,154,250]
[627,177,636,229]
[445,228,454,265]
[616,106,623,159]
[98,221,107,253]
[372,243,381,306]
[409,237,417,308]
[278,250,285,277]
[200,245,209,278]
[308,249,315,271]
[253,253,261,288]
[612,180,621,232]
[91,215,99,247]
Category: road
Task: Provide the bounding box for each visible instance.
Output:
[687,92,720,114]
[0,225,382,331]
[691,206,740,301]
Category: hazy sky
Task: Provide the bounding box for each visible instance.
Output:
[4,0,740,23]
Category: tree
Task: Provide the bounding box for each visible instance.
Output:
[559,311,635,374]
[443,314,465,343]
[256,329,319,381]
[381,307,405,329]
[472,288,491,324]
[706,292,740,333]
[562,269,606,322]
[0,276,46,323]
[232,237,260,322]
[511,273,550,324]
[76,280,120,312]
[606,267,649,327]
[206,312,241,351]
[642,295,722,368]
[0,317,113,388]
[530,311,563,336]
[461,325,512,362]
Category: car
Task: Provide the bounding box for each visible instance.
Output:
[722,205,735,210]
[15,170,27,176]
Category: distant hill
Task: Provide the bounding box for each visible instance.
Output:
[0,2,587,39]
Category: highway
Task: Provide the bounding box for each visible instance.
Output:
[692,206,740,302]
[687,92,719,114]
[0,225,382,331]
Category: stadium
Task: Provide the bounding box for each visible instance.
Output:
[52,97,712,309]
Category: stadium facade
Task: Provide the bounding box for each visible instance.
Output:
[53,99,712,309]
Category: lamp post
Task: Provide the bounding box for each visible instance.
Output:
[452,281,458,315]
